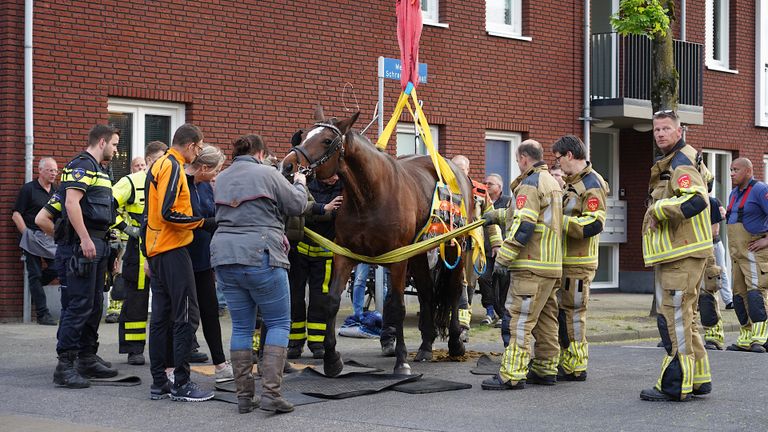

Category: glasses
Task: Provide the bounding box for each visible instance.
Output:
[554,154,564,164]
[653,109,678,119]
[485,182,501,187]
[44,168,59,174]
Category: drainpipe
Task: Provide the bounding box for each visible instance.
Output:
[23,0,34,323]
[680,0,686,41]
[583,0,591,158]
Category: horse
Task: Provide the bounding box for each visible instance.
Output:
[280,106,476,376]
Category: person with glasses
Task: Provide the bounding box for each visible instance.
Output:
[12,157,59,326]
[551,135,609,382]
[640,109,714,402]
[144,123,217,402]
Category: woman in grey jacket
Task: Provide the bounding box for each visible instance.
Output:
[211,134,307,414]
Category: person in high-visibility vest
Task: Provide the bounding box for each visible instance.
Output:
[640,110,713,402]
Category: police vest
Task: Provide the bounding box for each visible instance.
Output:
[562,165,609,269]
[60,152,115,235]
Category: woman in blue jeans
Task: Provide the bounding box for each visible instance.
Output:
[210,134,307,414]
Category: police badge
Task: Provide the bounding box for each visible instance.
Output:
[72,168,86,181]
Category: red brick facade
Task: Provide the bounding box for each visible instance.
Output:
[0,1,765,318]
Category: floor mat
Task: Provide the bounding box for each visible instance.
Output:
[89,373,141,386]
[283,367,421,399]
[391,377,472,394]
[212,390,326,406]
[192,364,257,377]
[469,354,501,375]
[310,359,384,376]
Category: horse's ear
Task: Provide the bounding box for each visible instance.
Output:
[291,129,303,147]
[313,104,325,122]
[335,111,360,135]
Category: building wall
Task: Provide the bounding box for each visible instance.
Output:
[0,0,584,319]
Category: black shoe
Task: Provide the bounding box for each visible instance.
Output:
[725,302,734,310]
[53,352,90,389]
[150,381,171,400]
[726,343,749,352]
[656,340,664,348]
[170,380,214,402]
[526,371,556,386]
[189,349,209,363]
[557,367,587,382]
[749,343,766,353]
[640,387,690,402]
[309,345,325,360]
[92,353,112,369]
[105,313,119,324]
[76,353,119,379]
[704,341,723,351]
[692,382,712,396]
[127,352,145,365]
[481,374,525,390]
[286,345,303,360]
[37,313,57,326]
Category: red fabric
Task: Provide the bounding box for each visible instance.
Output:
[396,0,423,90]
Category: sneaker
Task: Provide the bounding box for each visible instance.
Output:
[214,361,234,383]
[37,313,57,326]
[481,314,495,325]
[105,313,119,324]
[127,352,145,365]
[150,381,171,400]
[189,349,209,363]
[170,381,214,402]
[481,374,525,390]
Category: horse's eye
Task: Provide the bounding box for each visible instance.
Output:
[324,139,333,145]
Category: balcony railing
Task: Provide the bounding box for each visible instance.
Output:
[591,33,703,106]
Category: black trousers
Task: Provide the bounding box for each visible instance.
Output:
[195,268,226,365]
[477,254,496,309]
[24,250,57,318]
[56,238,109,355]
[148,248,200,387]
[118,238,150,354]
[288,247,332,350]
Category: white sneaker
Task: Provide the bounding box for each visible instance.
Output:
[214,361,234,383]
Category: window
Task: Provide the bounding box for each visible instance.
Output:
[592,245,619,289]
[486,0,527,40]
[396,122,438,156]
[484,131,521,196]
[108,99,185,181]
[590,129,619,199]
[705,0,731,71]
[421,0,440,25]
[756,1,768,126]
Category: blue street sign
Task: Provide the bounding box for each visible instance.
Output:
[378,56,428,84]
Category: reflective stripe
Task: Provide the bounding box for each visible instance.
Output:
[573,281,583,341]
[288,333,306,340]
[307,335,324,342]
[515,297,531,347]
[748,251,759,289]
[307,322,326,330]
[291,321,307,329]
[125,333,146,341]
[643,238,713,265]
[322,259,332,294]
[672,291,686,355]
[124,321,146,330]
[693,356,711,384]
[297,242,333,258]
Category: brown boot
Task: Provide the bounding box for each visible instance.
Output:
[231,350,258,413]
[259,345,294,413]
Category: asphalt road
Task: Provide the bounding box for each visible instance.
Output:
[1,322,767,432]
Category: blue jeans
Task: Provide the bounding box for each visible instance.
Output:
[216,255,291,351]
[352,264,389,317]
[713,240,732,304]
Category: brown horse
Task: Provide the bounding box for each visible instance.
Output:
[281,106,474,376]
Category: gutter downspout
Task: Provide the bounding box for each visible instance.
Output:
[23,0,34,323]
[583,0,591,158]
[680,0,686,41]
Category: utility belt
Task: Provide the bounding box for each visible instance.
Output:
[297,241,333,258]
[87,228,110,240]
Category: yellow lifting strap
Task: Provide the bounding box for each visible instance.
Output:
[303,219,485,265]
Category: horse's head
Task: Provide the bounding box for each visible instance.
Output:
[281,105,360,180]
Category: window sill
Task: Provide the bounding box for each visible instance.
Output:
[424,21,449,29]
[705,64,738,74]
[486,30,532,41]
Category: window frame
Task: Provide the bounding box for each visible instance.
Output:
[756,0,768,126]
[590,128,620,199]
[485,0,530,41]
[591,244,619,289]
[484,130,522,192]
[421,0,444,27]
[705,0,734,72]
[107,98,186,160]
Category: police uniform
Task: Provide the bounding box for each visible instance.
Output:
[642,140,712,401]
[482,162,563,388]
[54,151,117,387]
[111,170,150,358]
[287,178,342,359]
[725,178,768,351]
[558,163,609,379]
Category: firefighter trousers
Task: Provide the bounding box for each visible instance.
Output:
[118,239,149,354]
[653,257,710,400]
[499,270,559,384]
[288,246,332,352]
[728,223,768,348]
[557,266,595,375]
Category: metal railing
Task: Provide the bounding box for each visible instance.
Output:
[591,33,703,106]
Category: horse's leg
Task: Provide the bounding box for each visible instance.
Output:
[447,250,467,357]
[411,255,436,362]
[322,255,355,377]
[386,261,411,375]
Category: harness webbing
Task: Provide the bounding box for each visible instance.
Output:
[726,180,756,223]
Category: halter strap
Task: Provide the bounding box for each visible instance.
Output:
[726,179,756,223]
[289,122,345,174]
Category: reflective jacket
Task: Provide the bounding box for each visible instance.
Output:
[642,140,713,266]
[495,162,563,278]
[562,163,609,269]
[113,170,146,230]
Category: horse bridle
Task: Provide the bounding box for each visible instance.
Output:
[289,122,345,176]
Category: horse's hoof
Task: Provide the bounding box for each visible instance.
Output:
[448,340,466,357]
[381,342,396,357]
[414,349,433,362]
[323,353,343,377]
[394,363,412,375]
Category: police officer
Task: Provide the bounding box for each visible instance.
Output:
[287,174,343,359]
[53,124,120,388]
[113,141,168,365]
[481,140,563,390]
[640,110,713,402]
[551,135,609,381]
[724,157,768,352]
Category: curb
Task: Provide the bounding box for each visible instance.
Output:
[591,322,742,343]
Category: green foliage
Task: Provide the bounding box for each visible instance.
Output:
[610,0,671,38]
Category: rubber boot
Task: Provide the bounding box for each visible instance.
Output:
[53,351,90,388]
[231,350,258,413]
[76,353,119,379]
[260,345,294,413]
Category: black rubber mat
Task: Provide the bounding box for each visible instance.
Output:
[391,377,472,394]
[310,359,384,376]
[89,373,141,386]
[469,354,501,375]
[283,367,421,399]
[212,390,326,406]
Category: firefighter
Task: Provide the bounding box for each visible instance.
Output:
[551,135,609,381]
[640,110,713,402]
[724,157,768,352]
[481,140,563,390]
[699,194,725,351]
[287,174,343,359]
[113,141,168,365]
